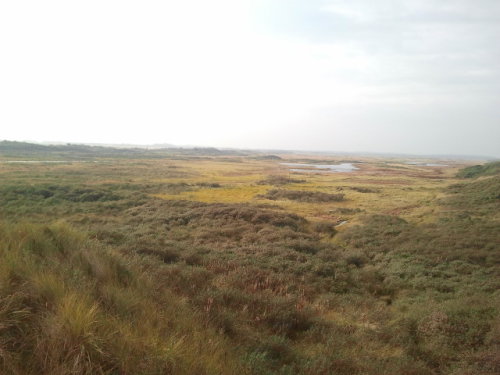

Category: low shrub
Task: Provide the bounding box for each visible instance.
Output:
[257,175,306,186]
[312,221,337,236]
[350,186,380,193]
[260,189,344,203]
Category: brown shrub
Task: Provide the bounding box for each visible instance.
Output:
[260,189,345,203]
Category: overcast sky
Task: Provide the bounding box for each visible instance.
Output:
[1,0,499,157]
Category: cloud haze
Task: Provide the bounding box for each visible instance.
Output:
[1,0,499,157]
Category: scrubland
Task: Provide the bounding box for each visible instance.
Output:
[0,144,498,374]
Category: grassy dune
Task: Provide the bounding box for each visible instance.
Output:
[0,147,498,374]
[0,222,244,375]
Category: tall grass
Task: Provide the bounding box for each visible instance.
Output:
[0,221,245,375]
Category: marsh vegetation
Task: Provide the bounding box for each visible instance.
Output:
[0,143,498,375]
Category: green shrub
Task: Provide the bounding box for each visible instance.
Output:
[456,161,500,178]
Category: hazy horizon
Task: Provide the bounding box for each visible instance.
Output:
[2,138,497,160]
[1,1,499,157]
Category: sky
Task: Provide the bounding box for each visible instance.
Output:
[1,0,499,157]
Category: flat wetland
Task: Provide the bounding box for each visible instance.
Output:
[0,144,498,375]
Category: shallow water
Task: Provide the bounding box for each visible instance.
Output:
[281,162,359,173]
[405,162,448,167]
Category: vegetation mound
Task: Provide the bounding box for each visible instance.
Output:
[456,161,500,178]
[257,175,306,186]
[260,189,345,202]
[448,175,500,208]
[1,184,122,203]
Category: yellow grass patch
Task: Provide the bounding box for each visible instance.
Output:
[154,185,270,203]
